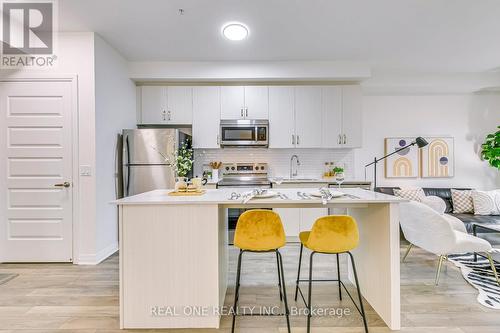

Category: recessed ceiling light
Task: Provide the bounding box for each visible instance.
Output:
[222,22,249,41]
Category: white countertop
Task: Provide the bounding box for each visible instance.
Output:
[270,178,371,184]
[113,187,403,205]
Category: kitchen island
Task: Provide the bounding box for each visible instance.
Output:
[114,188,404,330]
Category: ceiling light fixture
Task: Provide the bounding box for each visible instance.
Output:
[222,22,249,41]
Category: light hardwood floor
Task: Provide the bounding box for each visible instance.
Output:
[0,243,498,333]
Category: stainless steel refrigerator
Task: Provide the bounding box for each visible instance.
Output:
[122,128,192,196]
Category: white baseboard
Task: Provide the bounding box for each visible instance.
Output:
[76,242,118,265]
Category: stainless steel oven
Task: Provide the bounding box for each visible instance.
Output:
[220,119,269,147]
[217,162,271,244]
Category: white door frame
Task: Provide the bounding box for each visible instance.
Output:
[0,73,80,263]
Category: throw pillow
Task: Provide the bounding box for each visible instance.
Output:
[451,189,474,214]
[471,190,500,215]
[421,196,446,214]
[394,188,426,202]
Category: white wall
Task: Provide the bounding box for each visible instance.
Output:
[94,35,137,260]
[354,94,500,190]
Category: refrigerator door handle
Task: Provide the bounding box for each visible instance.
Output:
[123,135,131,196]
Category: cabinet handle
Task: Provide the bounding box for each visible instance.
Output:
[240,108,244,117]
[343,134,347,144]
[297,135,300,145]
[292,134,295,145]
[162,110,166,121]
[245,107,248,117]
[167,110,171,121]
[338,134,342,145]
[217,134,220,145]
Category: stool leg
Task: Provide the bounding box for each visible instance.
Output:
[231,250,243,333]
[294,243,304,301]
[307,251,315,333]
[276,251,283,301]
[277,250,291,333]
[336,253,342,301]
[348,252,368,333]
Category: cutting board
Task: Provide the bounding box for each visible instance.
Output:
[168,190,206,196]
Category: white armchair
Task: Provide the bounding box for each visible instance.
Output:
[399,201,499,285]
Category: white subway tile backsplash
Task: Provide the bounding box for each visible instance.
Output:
[194,148,355,179]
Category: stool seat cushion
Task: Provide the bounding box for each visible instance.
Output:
[234,210,286,251]
[299,231,310,245]
[301,215,359,253]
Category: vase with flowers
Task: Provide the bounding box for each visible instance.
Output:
[173,139,193,191]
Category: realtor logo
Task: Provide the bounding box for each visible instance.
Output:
[1,0,57,68]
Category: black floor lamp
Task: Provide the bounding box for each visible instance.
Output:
[365,137,429,190]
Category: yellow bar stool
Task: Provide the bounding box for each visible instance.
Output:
[294,215,368,333]
[231,209,291,333]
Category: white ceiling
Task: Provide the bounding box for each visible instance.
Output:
[59,0,500,73]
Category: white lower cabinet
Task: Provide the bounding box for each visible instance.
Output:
[274,207,328,240]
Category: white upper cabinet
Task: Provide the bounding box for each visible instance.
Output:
[244,86,269,119]
[166,86,193,124]
[341,85,362,148]
[321,86,343,148]
[295,86,323,148]
[192,87,221,149]
[220,86,245,119]
[269,86,295,148]
[140,86,193,125]
[220,86,269,119]
[140,86,165,124]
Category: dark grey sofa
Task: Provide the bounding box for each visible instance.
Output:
[375,187,500,233]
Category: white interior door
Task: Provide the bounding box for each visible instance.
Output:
[0,81,74,262]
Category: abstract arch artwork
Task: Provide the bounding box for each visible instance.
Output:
[421,137,454,178]
[384,138,418,178]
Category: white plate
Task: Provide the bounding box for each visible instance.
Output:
[253,190,279,198]
[309,190,345,198]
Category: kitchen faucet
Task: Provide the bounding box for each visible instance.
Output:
[290,155,300,179]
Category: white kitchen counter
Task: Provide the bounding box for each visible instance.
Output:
[114,188,404,330]
[114,187,400,205]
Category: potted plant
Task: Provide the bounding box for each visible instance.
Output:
[481,126,500,170]
[332,166,344,176]
[174,140,193,191]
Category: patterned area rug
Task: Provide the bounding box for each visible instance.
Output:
[0,273,18,286]
[448,252,500,309]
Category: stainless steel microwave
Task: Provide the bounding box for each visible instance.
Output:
[220,119,269,147]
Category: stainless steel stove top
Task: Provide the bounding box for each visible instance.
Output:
[217,162,271,187]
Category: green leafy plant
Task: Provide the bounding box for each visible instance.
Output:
[175,140,193,177]
[481,126,500,170]
[332,166,344,174]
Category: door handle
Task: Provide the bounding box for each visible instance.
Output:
[54,181,71,188]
